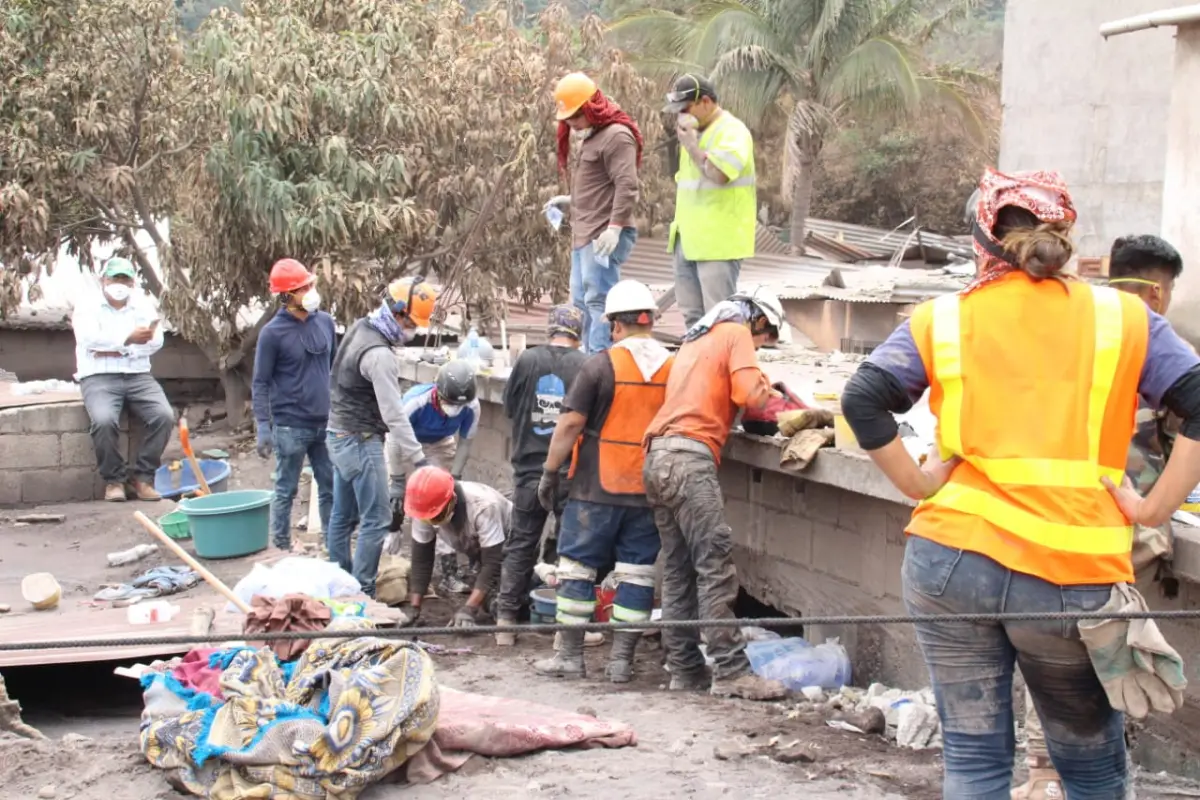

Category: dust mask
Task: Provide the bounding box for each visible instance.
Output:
[677,113,699,131]
[441,402,465,417]
[571,127,593,142]
[301,290,321,313]
[105,284,132,303]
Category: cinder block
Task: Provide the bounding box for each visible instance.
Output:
[724,498,759,542]
[0,409,22,434]
[20,402,90,433]
[805,483,841,524]
[812,522,862,585]
[764,509,812,566]
[837,492,893,535]
[885,540,906,600]
[757,470,797,512]
[0,433,60,469]
[0,470,21,506]
[61,432,98,468]
[717,461,749,501]
[22,467,96,504]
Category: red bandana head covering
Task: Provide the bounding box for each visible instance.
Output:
[556,89,644,178]
[966,167,1077,294]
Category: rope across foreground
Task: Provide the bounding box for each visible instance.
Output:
[6,608,1200,653]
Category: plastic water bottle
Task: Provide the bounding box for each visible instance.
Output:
[457,327,482,369]
[127,601,181,625]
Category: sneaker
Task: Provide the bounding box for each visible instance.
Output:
[127,480,161,501]
[667,667,710,692]
[105,483,127,503]
[1011,768,1065,800]
[710,672,788,701]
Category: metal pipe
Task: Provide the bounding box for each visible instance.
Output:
[1100,3,1200,38]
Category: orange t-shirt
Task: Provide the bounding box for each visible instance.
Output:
[644,322,771,462]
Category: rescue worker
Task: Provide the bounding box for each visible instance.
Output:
[1013,232,1186,800]
[325,277,438,597]
[642,285,789,701]
[495,305,588,643]
[544,72,643,354]
[386,359,482,594]
[403,466,510,629]
[663,74,757,328]
[841,168,1200,799]
[252,258,336,551]
[533,280,672,682]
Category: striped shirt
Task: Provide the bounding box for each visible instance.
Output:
[72,292,164,380]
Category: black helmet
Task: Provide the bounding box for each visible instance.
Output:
[435,359,477,404]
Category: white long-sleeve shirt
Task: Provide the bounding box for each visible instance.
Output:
[72,291,164,380]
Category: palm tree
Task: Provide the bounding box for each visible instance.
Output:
[610,0,991,253]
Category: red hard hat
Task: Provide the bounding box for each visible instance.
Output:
[268,258,314,294]
[404,466,456,520]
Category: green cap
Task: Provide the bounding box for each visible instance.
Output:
[102,257,136,280]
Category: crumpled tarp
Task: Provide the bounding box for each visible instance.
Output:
[244,593,333,662]
[405,686,638,783]
[140,618,439,800]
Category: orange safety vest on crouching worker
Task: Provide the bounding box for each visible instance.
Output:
[571,347,673,495]
[908,273,1149,586]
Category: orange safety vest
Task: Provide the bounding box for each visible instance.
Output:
[570,346,673,495]
[908,273,1149,585]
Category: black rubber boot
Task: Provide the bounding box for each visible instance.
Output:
[534,627,586,678]
[605,630,641,684]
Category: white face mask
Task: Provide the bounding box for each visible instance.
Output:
[441,402,464,417]
[571,127,593,142]
[105,284,132,303]
[301,290,321,313]
[677,113,699,130]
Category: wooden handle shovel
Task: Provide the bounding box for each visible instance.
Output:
[133,510,251,614]
[178,418,212,496]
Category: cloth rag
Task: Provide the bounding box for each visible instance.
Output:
[1077,583,1187,719]
[171,648,225,700]
[95,565,201,602]
[780,428,835,470]
[243,593,332,661]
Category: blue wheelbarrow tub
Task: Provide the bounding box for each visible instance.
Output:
[154,458,232,500]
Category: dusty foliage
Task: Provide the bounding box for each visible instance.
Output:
[1,0,673,372]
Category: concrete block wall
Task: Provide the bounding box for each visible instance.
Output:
[0,402,136,506]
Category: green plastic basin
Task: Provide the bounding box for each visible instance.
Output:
[179,489,272,559]
[157,509,191,540]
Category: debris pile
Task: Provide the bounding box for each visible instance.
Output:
[790,682,942,750]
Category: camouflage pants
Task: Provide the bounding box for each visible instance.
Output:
[643,440,749,680]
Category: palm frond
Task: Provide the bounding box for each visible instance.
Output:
[821,35,922,113]
[808,0,879,76]
[710,47,793,126]
[915,76,987,144]
[914,0,982,45]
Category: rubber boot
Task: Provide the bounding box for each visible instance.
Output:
[1012,758,1065,800]
[554,631,605,650]
[605,630,641,684]
[437,553,470,595]
[534,628,586,679]
[668,667,710,692]
[495,613,517,647]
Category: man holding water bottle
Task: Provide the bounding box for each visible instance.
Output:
[545,72,643,354]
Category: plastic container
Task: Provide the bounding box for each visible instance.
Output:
[815,392,862,454]
[153,458,232,500]
[127,600,180,625]
[529,587,557,618]
[594,587,615,623]
[157,509,191,540]
[179,489,272,559]
[1182,483,1200,513]
[745,637,853,690]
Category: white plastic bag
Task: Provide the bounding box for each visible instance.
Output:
[745,637,853,690]
[225,557,362,612]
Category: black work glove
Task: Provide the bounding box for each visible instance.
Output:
[536,468,560,513]
[388,478,405,533]
[413,457,431,469]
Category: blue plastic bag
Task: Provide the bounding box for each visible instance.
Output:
[745,637,852,690]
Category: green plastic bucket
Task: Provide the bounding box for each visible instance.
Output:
[179,489,272,559]
[157,509,191,540]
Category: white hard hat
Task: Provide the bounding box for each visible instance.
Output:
[731,285,785,330]
[604,279,657,319]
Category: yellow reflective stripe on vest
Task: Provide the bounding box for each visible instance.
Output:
[931,285,1127,488]
[919,483,1132,556]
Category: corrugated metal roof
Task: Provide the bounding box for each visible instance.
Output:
[804,219,973,263]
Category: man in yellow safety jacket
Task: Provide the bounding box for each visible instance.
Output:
[664,74,757,329]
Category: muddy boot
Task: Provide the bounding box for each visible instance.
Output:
[1012,759,1064,800]
[104,483,127,502]
[554,631,605,650]
[534,628,586,679]
[710,671,788,701]
[668,667,710,692]
[495,613,517,647]
[605,631,641,684]
[127,479,161,501]
[436,553,471,595]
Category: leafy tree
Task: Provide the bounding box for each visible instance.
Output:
[1,0,673,422]
[611,0,992,252]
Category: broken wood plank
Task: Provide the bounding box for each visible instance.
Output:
[13,513,66,525]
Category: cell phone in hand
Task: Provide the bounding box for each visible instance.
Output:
[148,319,160,330]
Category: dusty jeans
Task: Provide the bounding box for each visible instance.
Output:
[325,431,390,597]
[79,373,175,484]
[269,426,334,549]
[643,439,749,679]
[904,535,1127,799]
[673,243,741,330]
[496,473,568,618]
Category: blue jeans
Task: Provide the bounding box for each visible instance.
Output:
[672,244,741,330]
[570,227,637,354]
[903,535,1127,799]
[269,426,334,549]
[325,432,390,597]
[556,499,661,622]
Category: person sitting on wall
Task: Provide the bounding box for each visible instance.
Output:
[71,256,175,502]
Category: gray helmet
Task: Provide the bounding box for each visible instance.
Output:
[436,359,477,404]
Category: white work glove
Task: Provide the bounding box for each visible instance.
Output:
[593,225,622,258]
[1078,583,1187,719]
[544,195,571,213]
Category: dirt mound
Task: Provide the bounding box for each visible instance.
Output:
[0,733,179,800]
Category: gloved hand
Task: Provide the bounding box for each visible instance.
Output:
[452,605,480,628]
[399,606,422,628]
[388,477,405,534]
[537,468,560,512]
[256,429,273,459]
[593,225,621,258]
[1078,583,1187,719]
[544,195,571,212]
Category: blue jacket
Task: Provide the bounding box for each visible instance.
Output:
[252,309,336,431]
[402,384,480,444]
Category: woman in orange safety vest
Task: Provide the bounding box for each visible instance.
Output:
[841,168,1200,799]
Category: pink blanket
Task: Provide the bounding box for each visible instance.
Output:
[405,687,638,783]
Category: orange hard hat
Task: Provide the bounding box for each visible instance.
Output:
[386,277,437,328]
[553,72,598,121]
[404,466,456,520]
[268,258,314,294]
